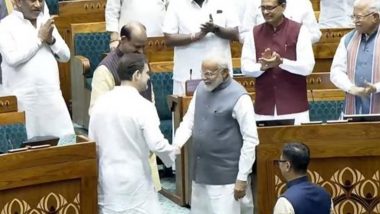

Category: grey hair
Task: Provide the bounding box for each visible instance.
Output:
[354,0,380,13]
[203,56,229,72]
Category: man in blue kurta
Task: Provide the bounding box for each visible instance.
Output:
[274,142,333,214]
[330,0,380,114]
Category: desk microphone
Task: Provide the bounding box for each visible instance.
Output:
[190,69,193,80]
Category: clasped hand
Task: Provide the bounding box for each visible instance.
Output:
[38,18,55,44]
[349,82,377,97]
[259,48,282,71]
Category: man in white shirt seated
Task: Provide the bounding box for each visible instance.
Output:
[89,53,175,214]
[240,0,321,43]
[273,142,334,214]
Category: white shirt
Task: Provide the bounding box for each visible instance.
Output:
[106,0,168,37]
[163,0,239,82]
[240,0,321,44]
[319,0,355,28]
[173,90,259,181]
[273,197,335,214]
[330,34,380,93]
[89,86,175,212]
[0,10,73,138]
[241,25,315,78]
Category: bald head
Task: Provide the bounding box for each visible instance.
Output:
[119,22,147,54]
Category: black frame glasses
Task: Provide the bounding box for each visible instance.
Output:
[259,4,281,12]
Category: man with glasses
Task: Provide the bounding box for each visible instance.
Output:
[274,142,333,214]
[330,0,380,115]
[240,0,321,43]
[173,56,259,214]
[241,0,315,125]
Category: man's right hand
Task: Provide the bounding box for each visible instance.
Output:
[349,85,368,97]
[38,18,54,44]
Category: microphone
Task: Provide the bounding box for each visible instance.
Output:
[190,69,193,80]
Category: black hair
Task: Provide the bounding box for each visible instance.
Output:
[117,53,147,81]
[282,142,310,174]
[278,0,286,4]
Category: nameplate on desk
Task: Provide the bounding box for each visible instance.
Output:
[343,114,380,122]
[256,119,294,127]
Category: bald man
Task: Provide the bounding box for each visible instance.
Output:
[173,57,259,214]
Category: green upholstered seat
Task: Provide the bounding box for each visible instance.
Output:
[0,123,27,153]
[151,72,173,143]
[45,0,58,15]
[309,100,344,122]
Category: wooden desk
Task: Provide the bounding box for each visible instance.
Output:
[0,141,98,213]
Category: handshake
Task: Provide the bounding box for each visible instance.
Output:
[349,82,377,97]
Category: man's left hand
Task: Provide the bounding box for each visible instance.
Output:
[234,180,247,201]
[259,51,283,70]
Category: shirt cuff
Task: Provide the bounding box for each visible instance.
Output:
[237,171,249,181]
[375,82,380,93]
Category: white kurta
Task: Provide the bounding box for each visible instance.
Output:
[319,0,354,28]
[105,0,168,37]
[89,86,175,214]
[330,34,380,93]
[173,91,259,213]
[240,0,321,44]
[163,0,239,94]
[241,25,315,124]
[0,10,74,139]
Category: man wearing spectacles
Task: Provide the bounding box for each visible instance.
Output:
[241,0,315,125]
[240,0,321,43]
[274,142,333,214]
[330,0,380,115]
[173,56,259,214]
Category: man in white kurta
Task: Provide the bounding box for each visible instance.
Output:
[319,0,355,28]
[163,0,240,95]
[89,53,175,214]
[106,0,168,49]
[240,0,321,43]
[173,57,259,214]
[0,1,74,139]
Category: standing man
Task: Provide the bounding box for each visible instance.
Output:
[330,0,380,115]
[163,0,240,95]
[174,57,259,213]
[274,142,333,214]
[240,0,321,43]
[0,0,74,138]
[106,0,168,49]
[89,21,161,192]
[89,22,149,113]
[89,53,175,214]
[241,0,315,125]
[319,0,355,28]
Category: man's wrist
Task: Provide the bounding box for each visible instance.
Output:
[46,37,56,46]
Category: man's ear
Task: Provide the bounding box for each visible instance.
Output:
[132,70,141,81]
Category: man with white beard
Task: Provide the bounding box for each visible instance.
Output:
[173,56,259,214]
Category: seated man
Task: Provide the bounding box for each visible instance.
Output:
[330,0,380,114]
[241,0,315,125]
[274,142,333,214]
[89,53,175,214]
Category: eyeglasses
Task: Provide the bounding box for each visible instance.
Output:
[201,69,222,78]
[259,4,281,12]
[351,12,376,21]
